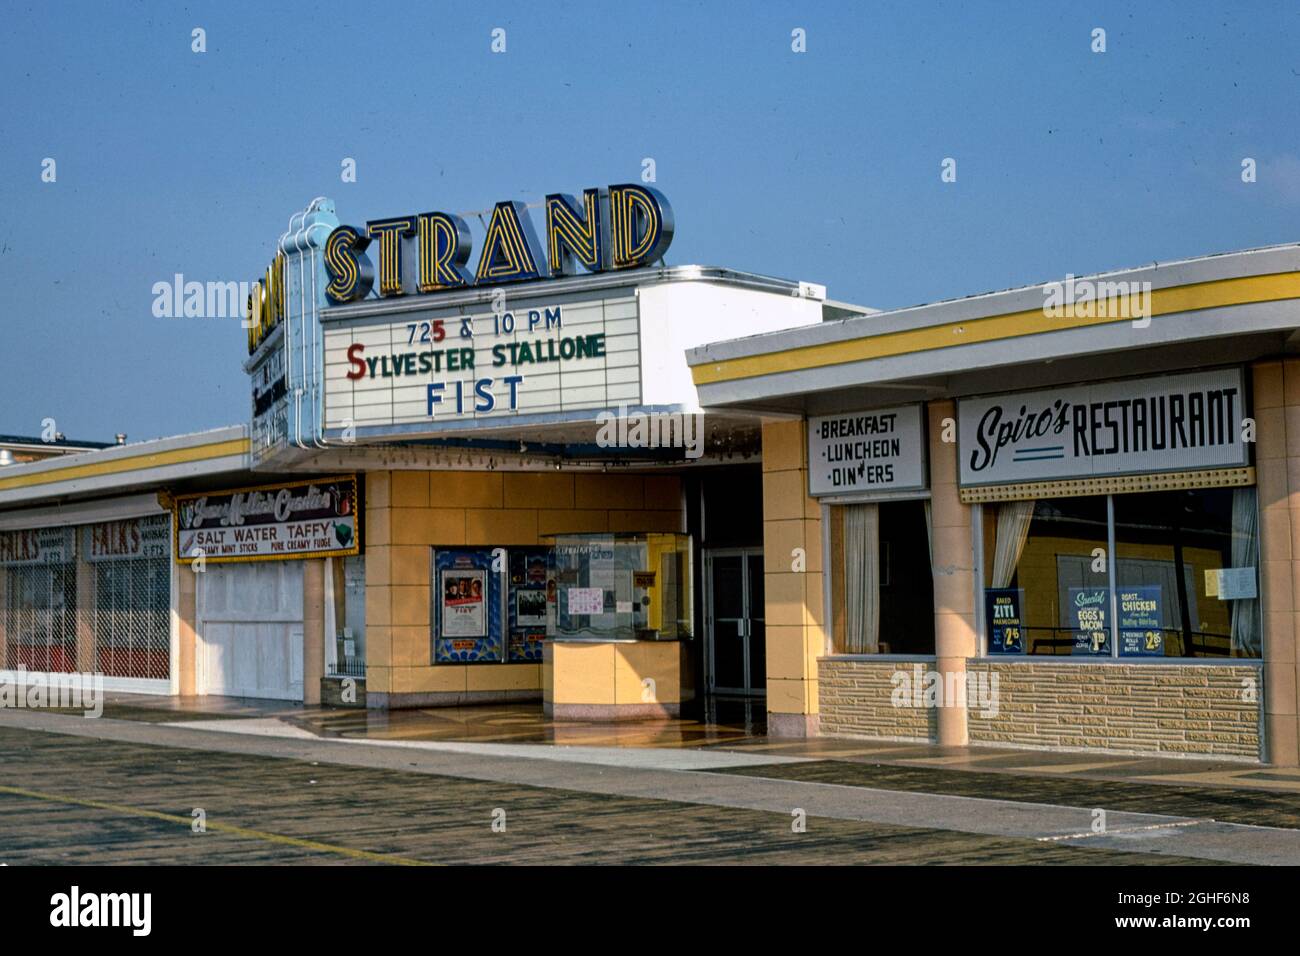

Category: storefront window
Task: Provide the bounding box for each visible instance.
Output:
[829,499,934,655]
[328,555,366,677]
[1113,488,1259,658]
[982,496,1110,655]
[981,489,1261,659]
[4,563,77,672]
[93,558,170,679]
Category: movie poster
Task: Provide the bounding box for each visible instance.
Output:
[433,549,503,662]
[508,547,553,662]
[440,569,487,638]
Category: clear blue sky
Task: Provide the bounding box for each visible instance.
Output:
[2,0,1298,441]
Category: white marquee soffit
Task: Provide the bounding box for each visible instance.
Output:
[686,242,1300,406]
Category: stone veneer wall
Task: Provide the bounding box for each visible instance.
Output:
[818,658,938,742]
[965,661,1263,759]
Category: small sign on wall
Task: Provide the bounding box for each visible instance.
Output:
[1211,567,1258,601]
[566,587,605,615]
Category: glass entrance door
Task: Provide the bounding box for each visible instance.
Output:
[704,548,765,696]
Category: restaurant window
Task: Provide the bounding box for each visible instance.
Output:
[981,488,1260,659]
[829,499,934,655]
[1112,488,1259,658]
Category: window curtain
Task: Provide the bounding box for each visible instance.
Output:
[992,499,1036,589]
[843,503,880,653]
[1230,487,1261,657]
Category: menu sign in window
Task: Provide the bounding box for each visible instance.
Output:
[1069,587,1111,655]
[1119,586,1164,656]
[985,588,1025,654]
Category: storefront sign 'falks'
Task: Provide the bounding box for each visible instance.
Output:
[958,368,1248,487]
[806,405,927,496]
[86,515,170,563]
[323,185,674,304]
[172,476,360,564]
[0,526,74,566]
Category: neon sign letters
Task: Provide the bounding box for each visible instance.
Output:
[323,184,674,304]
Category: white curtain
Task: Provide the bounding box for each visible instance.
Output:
[843,503,880,653]
[1230,487,1261,657]
[992,499,1036,589]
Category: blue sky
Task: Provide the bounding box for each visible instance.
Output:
[1,0,1298,441]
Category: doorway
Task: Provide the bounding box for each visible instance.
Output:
[704,548,765,696]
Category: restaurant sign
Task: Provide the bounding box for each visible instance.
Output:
[959,368,1247,487]
[807,405,926,496]
[173,476,359,564]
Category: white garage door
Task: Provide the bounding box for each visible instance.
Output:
[197,561,304,701]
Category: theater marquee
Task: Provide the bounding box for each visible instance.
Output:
[324,292,640,431]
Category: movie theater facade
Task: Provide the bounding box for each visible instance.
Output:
[689,242,1300,765]
[0,189,843,715]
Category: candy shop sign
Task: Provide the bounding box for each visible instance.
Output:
[173,476,359,564]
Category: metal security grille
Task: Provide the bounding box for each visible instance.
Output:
[3,563,77,672]
[93,556,170,679]
[1,516,172,681]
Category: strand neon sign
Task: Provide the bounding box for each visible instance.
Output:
[322,184,673,304]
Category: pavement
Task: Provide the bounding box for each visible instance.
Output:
[1,693,1298,865]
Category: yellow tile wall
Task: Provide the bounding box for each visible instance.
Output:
[364,469,683,698]
[761,420,825,732]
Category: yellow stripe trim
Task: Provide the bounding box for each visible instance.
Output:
[0,438,249,492]
[692,272,1300,386]
[0,783,434,865]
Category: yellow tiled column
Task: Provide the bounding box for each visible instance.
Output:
[177,566,197,695]
[1255,360,1300,765]
[364,472,393,698]
[928,400,977,746]
[302,558,324,705]
[762,419,824,737]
